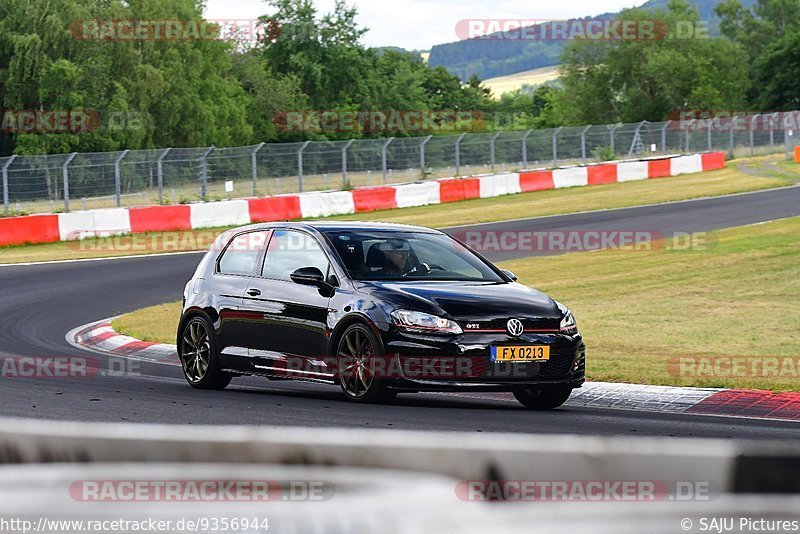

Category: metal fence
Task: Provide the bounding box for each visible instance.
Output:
[1,114,796,215]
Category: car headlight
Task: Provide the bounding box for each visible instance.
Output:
[555,301,578,334]
[560,310,578,334]
[391,310,463,335]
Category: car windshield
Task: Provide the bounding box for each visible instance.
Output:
[323,230,504,282]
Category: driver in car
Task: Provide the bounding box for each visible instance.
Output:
[377,240,413,276]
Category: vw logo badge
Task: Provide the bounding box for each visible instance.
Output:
[507,318,524,337]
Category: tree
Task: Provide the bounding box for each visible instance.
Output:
[753,28,800,109]
[717,0,800,106]
[557,0,750,124]
[0,0,253,155]
[258,0,372,110]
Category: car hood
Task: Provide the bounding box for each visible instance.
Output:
[358,281,561,321]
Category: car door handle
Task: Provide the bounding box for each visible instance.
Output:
[247,289,262,297]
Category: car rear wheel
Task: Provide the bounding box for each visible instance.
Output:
[179,316,232,390]
[514,387,572,410]
[336,324,397,404]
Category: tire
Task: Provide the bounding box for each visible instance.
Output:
[514,387,573,411]
[336,323,397,404]
[178,316,232,390]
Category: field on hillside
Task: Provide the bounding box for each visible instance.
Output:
[483,66,560,97]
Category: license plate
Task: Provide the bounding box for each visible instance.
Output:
[491,345,551,362]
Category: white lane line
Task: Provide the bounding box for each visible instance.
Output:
[0,250,205,268]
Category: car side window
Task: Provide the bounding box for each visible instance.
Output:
[262,230,330,281]
[218,231,270,276]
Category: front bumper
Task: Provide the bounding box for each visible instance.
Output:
[380,328,586,392]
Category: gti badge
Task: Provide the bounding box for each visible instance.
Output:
[507,318,524,337]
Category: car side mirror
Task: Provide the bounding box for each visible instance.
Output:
[501,269,518,282]
[290,267,326,287]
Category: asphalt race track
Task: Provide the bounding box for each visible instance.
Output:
[1,186,799,438]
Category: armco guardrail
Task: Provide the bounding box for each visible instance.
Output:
[0,152,725,247]
[0,463,798,534]
[0,416,797,493]
[1,418,798,533]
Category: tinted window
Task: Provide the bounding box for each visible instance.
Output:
[218,231,270,276]
[262,230,330,281]
[324,230,503,282]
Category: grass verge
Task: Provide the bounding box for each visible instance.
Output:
[1,155,793,265]
[112,217,800,391]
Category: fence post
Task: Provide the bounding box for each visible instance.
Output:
[341,139,355,188]
[297,141,310,192]
[156,148,171,204]
[750,114,760,156]
[552,126,563,167]
[580,125,592,162]
[251,143,265,197]
[610,124,620,157]
[707,119,713,151]
[198,147,214,201]
[381,137,394,184]
[785,125,796,160]
[114,150,129,208]
[684,121,693,153]
[420,135,432,176]
[729,116,737,158]
[490,132,501,172]
[522,129,533,168]
[769,112,777,148]
[661,122,669,153]
[454,133,467,176]
[2,155,16,215]
[628,121,647,157]
[62,153,77,213]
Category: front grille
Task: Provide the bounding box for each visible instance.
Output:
[462,317,560,333]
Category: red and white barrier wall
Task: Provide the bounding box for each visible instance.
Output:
[0,152,726,248]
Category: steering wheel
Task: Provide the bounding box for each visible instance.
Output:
[402,263,447,277]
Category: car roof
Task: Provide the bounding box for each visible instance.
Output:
[232,221,443,235]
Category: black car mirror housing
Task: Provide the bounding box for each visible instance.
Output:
[501,269,518,282]
[290,267,326,286]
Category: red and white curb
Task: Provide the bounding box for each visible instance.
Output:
[67,320,178,366]
[1,152,726,247]
[68,318,800,422]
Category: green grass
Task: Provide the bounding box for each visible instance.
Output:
[1,155,793,265]
[112,217,800,391]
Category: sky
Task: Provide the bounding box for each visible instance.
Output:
[204,0,643,50]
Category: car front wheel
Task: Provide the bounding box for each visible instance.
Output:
[514,387,573,410]
[336,323,397,404]
[179,316,232,390]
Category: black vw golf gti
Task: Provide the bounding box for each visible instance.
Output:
[178,222,586,410]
